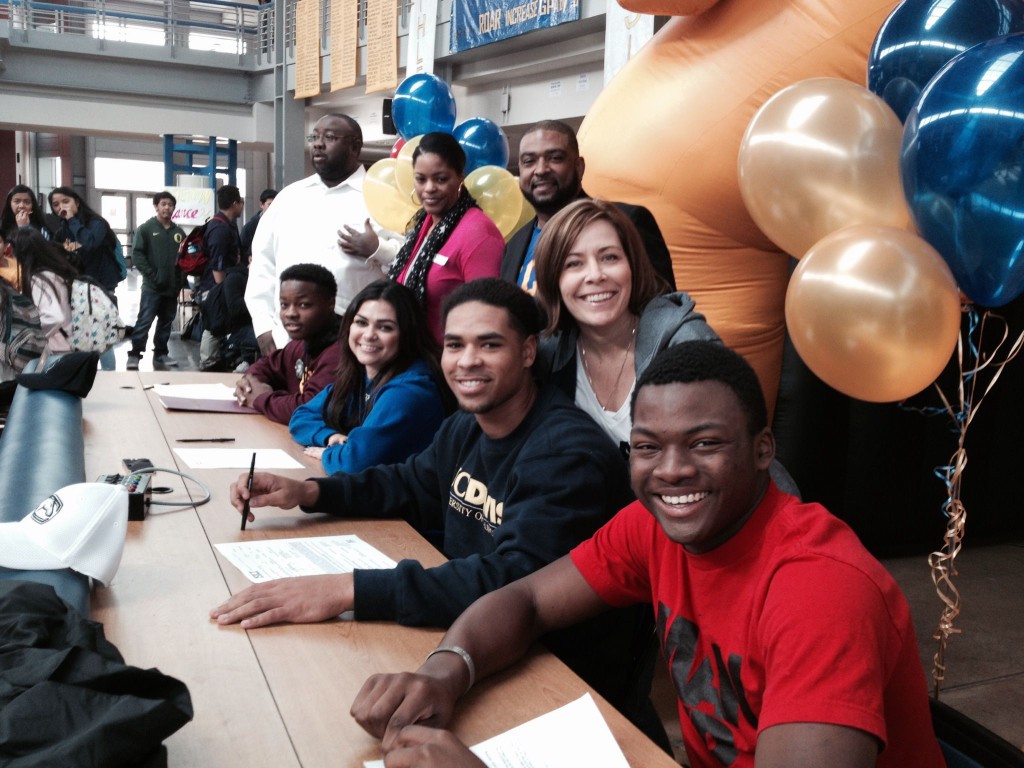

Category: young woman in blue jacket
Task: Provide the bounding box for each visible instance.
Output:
[289,280,452,475]
[48,186,121,292]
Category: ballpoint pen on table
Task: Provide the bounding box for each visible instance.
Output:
[241,452,256,531]
[176,438,236,443]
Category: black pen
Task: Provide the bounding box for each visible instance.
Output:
[241,452,256,531]
[176,438,236,443]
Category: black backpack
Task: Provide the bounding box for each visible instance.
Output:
[199,281,230,336]
[199,267,250,336]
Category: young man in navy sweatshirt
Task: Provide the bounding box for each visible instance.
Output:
[213,278,656,738]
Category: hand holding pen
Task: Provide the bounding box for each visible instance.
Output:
[241,452,256,531]
[230,472,322,524]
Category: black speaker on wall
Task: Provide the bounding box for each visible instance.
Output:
[382,98,396,136]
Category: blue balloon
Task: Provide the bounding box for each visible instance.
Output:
[453,118,510,174]
[868,0,1024,122]
[391,74,457,141]
[901,34,1024,306]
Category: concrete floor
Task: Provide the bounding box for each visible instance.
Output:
[888,542,1024,747]
[110,269,201,372]
[114,269,1024,764]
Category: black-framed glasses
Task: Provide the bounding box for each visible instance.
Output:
[305,133,350,145]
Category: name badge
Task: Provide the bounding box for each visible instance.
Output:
[433,254,449,266]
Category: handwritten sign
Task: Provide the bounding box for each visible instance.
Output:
[295,0,322,99]
[169,186,215,228]
[365,0,398,94]
[330,0,358,90]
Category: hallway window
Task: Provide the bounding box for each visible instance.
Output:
[95,158,165,192]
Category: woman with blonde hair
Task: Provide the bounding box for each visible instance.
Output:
[534,198,800,505]
[533,198,718,447]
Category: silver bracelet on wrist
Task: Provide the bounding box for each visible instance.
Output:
[425,645,476,693]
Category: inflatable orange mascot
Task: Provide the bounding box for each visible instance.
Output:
[578,0,900,418]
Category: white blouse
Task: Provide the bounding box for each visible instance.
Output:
[574,358,634,448]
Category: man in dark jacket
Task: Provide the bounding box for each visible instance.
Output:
[212,278,657,737]
[240,188,276,261]
[501,120,676,293]
[127,191,185,370]
[198,185,243,371]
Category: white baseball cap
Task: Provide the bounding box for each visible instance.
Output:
[0,483,128,586]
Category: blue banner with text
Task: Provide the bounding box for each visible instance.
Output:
[450,0,579,53]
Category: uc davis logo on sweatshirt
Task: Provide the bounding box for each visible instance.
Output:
[449,468,504,532]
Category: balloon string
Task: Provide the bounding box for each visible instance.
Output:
[925,305,1024,698]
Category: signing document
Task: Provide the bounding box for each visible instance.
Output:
[364,694,629,768]
[216,535,397,583]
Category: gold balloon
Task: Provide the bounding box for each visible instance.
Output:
[394,135,423,200]
[364,158,419,234]
[464,165,524,238]
[786,225,961,402]
[738,77,911,259]
[505,190,535,243]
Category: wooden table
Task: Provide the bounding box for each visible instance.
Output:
[85,372,677,767]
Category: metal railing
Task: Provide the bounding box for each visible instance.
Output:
[1,0,269,60]
[1,0,416,65]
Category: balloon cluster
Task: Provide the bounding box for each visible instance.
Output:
[364,73,532,237]
[738,0,1024,402]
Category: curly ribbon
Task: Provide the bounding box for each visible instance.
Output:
[916,307,1024,698]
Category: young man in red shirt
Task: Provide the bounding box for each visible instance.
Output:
[350,340,944,768]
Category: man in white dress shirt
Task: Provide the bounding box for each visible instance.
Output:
[245,114,398,356]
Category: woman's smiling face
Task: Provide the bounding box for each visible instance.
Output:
[413,152,463,218]
[349,299,400,379]
[557,219,633,333]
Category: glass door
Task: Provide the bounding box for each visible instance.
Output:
[100,191,156,269]
[99,192,130,257]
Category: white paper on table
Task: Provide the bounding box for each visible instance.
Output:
[363,694,628,768]
[154,383,257,413]
[216,535,398,582]
[173,447,303,469]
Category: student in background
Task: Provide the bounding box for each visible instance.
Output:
[48,186,121,370]
[0,228,48,410]
[127,191,185,370]
[240,188,276,261]
[2,185,52,240]
[234,263,341,424]
[212,260,259,374]
[198,184,244,372]
[289,279,450,475]
[1,228,75,354]
[48,186,120,293]
[350,341,944,768]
